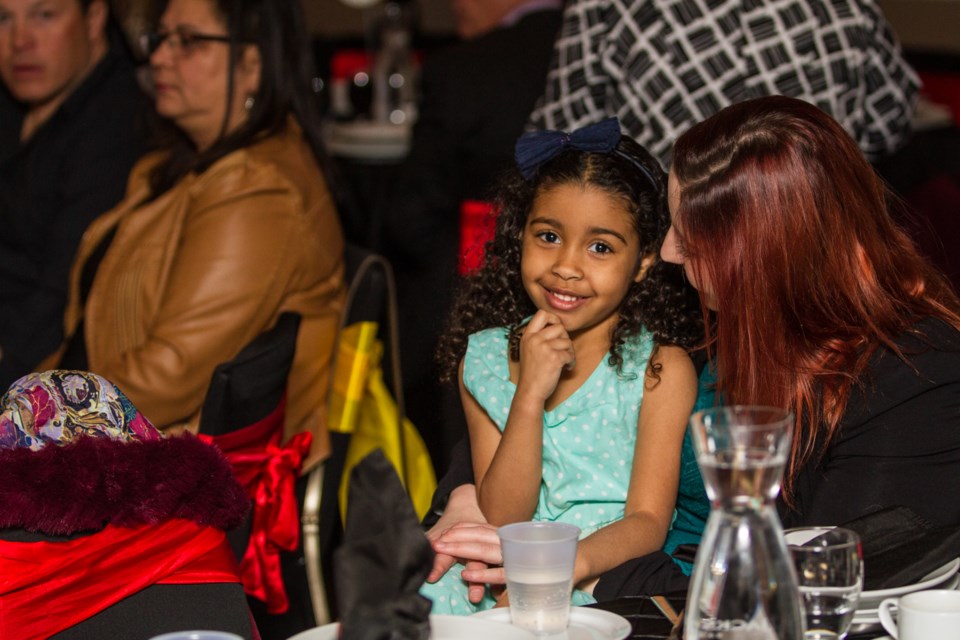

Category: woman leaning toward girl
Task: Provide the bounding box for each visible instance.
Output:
[422,118,707,613]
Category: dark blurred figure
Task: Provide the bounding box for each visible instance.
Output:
[0,0,149,388]
[381,0,562,474]
[875,121,960,293]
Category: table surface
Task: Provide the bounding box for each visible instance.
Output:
[590,594,888,639]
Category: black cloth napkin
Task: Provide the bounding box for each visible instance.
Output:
[839,505,960,591]
[334,449,434,640]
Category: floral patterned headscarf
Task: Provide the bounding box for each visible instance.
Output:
[0,370,160,450]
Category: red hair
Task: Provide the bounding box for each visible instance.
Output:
[671,96,960,502]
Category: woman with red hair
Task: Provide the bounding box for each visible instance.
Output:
[662,95,960,528]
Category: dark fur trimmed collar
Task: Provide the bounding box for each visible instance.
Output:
[0,435,250,535]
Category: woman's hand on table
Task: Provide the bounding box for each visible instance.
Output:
[432,521,507,604]
[433,522,506,583]
[425,484,505,603]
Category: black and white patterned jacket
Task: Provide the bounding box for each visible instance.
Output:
[529,0,920,165]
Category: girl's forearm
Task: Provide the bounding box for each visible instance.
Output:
[573,511,671,587]
[477,392,545,524]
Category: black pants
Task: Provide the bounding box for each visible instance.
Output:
[594,551,690,601]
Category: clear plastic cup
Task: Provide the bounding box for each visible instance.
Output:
[498,521,581,636]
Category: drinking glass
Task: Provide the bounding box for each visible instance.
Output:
[786,527,864,639]
[498,521,580,636]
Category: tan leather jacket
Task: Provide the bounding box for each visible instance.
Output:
[47,120,345,469]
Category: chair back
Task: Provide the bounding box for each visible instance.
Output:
[302,243,409,626]
[197,311,310,623]
[199,312,302,436]
[340,243,405,427]
[0,529,253,639]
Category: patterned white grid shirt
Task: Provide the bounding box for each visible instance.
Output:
[529,0,920,165]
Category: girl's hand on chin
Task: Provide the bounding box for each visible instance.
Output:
[516,310,575,404]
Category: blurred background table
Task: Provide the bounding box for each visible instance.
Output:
[323,120,410,249]
[325,120,411,161]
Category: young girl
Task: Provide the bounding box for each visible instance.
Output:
[421,118,704,614]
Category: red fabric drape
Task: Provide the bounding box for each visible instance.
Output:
[201,395,312,614]
[458,200,498,275]
[0,519,240,640]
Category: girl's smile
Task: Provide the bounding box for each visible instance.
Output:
[521,183,648,345]
[542,285,588,311]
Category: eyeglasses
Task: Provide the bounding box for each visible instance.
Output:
[139,27,232,57]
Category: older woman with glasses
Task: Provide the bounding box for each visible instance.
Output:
[40,0,345,472]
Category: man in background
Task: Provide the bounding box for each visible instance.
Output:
[530,0,919,166]
[381,0,562,474]
[0,0,149,387]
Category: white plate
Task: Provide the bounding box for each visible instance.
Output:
[857,558,960,609]
[852,571,960,627]
[287,614,537,640]
[472,606,631,640]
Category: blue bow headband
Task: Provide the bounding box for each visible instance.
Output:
[514,117,658,189]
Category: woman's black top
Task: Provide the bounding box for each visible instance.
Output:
[780,316,960,529]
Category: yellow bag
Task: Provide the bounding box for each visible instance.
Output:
[328,322,436,523]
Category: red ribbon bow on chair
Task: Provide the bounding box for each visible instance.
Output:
[201,396,313,614]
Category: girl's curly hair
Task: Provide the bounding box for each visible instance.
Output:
[436,135,703,383]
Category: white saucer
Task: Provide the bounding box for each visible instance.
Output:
[472,606,631,640]
[287,614,537,640]
[858,558,960,610]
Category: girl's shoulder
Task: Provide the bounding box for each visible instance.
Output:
[463,326,512,383]
[468,325,510,346]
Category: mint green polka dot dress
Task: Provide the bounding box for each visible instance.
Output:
[421,326,656,615]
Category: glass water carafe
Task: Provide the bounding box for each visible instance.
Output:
[685,406,805,640]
